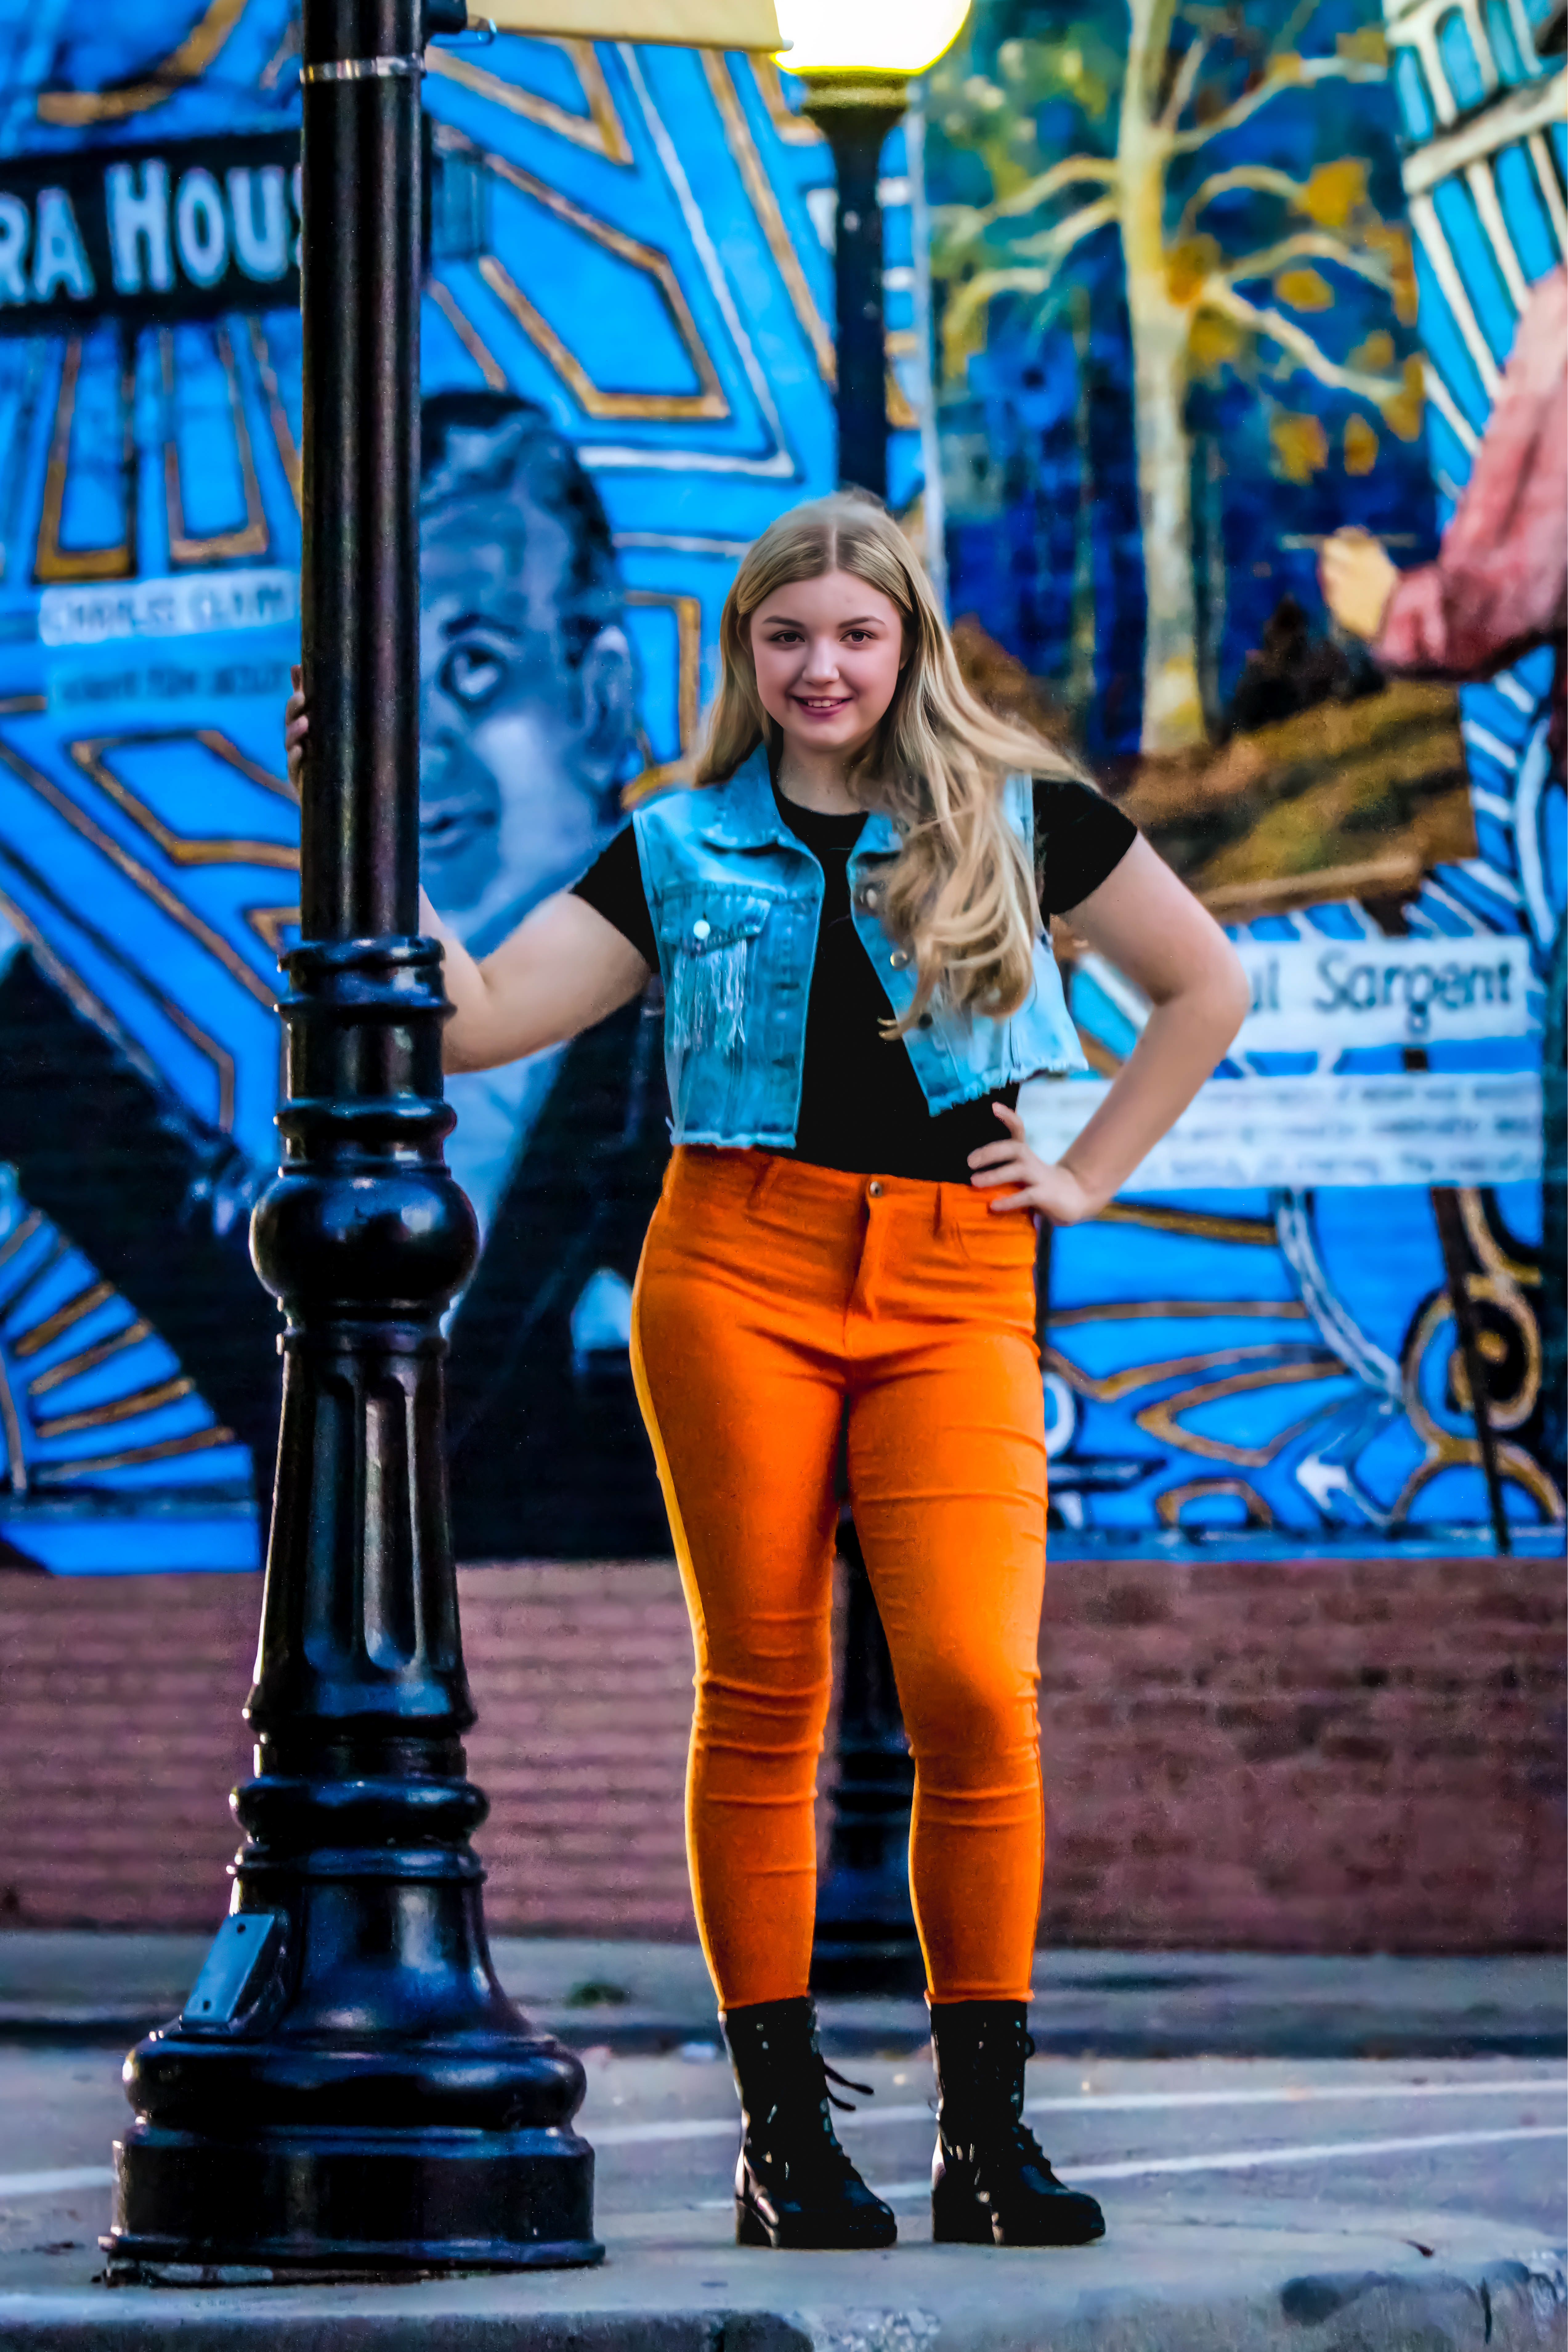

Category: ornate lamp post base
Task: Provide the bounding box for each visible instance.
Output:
[104,941,602,2278]
[111,2137,598,2277]
[103,0,601,2274]
[109,2054,598,2275]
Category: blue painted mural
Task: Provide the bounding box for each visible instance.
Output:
[926,0,1564,1549]
[0,4,872,1568]
[0,0,1559,1573]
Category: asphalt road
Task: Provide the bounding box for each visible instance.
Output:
[1,2040,1562,2289]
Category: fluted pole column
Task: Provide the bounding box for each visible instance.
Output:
[103,0,601,2275]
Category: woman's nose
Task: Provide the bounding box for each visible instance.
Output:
[801,639,841,682]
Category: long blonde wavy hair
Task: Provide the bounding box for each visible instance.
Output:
[695,493,1081,1032]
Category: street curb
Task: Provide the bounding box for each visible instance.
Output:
[0,2240,1562,2352]
[0,2309,804,2352]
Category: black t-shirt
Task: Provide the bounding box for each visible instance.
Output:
[573,773,1136,1183]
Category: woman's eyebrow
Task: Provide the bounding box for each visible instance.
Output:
[758,612,886,628]
[442,610,522,641]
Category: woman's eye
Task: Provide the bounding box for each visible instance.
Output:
[440,643,507,707]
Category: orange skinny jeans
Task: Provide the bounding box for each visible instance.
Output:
[630,1145,1048,2011]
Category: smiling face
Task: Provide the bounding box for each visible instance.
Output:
[419,487,632,954]
[747,568,906,768]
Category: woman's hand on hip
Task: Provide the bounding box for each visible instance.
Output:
[967,1103,1100,1225]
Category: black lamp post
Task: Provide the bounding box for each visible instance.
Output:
[103,0,599,2276]
[805,87,906,500]
[800,66,941,1999]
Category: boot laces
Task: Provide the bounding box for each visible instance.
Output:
[940,2022,1059,2175]
[749,2059,875,2186]
[822,2060,874,2115]
[1002,2030,1054,2169]
[1000,2110,1057,2175]
[806,2062,873,2180]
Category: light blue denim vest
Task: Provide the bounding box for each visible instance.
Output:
[630,744,1085,1151]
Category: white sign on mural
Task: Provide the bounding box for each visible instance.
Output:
[38,567,298,649]
[1233,936,1535,1053]
[1021,1071,1544,1193]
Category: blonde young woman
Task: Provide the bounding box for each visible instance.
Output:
[286,493,1247,2253]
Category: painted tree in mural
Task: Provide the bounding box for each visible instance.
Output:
[933,0,1421,752]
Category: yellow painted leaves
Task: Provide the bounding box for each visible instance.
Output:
[1166,235,1220,305]
[1363,223,1418,322]
[1380,355,1426,440]
[1271,412,1329,481]
[1300,159,1369,230]
[1189,310,1243,374]
[1343,414,1380,473]
[1337,26,1389,67]
[1350,330,1396,372]
[1276,266,1335,310]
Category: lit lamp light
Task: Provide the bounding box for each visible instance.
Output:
[774,0,970,85]
[776,0,970,498]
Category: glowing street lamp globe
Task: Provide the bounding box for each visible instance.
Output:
[775,0,970,86]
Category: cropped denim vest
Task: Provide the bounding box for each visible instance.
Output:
[630,745,1085,1152]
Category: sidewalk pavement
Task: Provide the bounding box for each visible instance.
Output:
[1,1942,1563,2348]
[1,1933,1563,2058]
[1,2213,1565,2352]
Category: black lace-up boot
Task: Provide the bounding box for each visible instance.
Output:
[721,1996,897,2248]
[930,2001,1106,2246]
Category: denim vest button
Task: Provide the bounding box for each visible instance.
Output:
[692,917,711,940]
[889,948,909,969]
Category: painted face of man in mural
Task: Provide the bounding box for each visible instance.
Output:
[418,392,637,956]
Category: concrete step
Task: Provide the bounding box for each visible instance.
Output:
[0,2207,1562,2352]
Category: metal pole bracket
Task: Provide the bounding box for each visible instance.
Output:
[302,55,425,81]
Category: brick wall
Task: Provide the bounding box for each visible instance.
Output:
[1035,1553,1565,1952]
[0,1563,696,1937]
[0,1553,1562,1949]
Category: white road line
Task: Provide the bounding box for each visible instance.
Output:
[1025,2081,1568,2121]
[865,2124,1568,2204]
[6,2090,1564,2201]
[0,2166,114,2201]
[592,2077,1567,2149]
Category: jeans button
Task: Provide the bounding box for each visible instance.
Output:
[867,1179,884,1198]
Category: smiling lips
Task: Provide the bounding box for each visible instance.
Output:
[794,694,853,716]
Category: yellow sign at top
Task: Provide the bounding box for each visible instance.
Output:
[483,0,785,46]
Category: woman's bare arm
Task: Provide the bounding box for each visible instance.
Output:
[969,834,1249,1220]
[287,676,651,1073]
[428,887,650,1071]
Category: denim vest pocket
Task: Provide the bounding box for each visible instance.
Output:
[658,887,775,1133]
